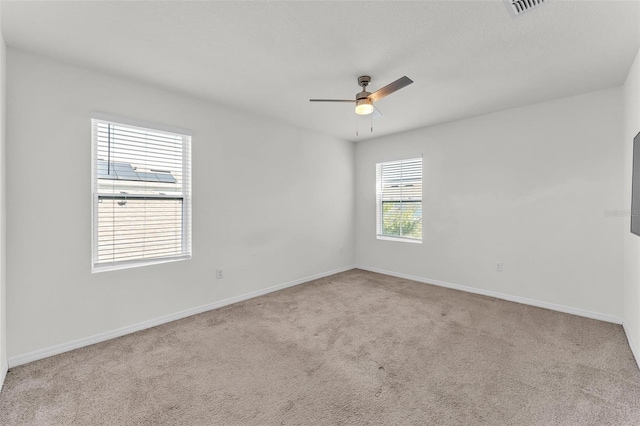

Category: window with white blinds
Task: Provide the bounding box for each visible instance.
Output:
[376,157,422,242]
[91,118,192,272]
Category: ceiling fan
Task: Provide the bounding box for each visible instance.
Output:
[310,75,413,116]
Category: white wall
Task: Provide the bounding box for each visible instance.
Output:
[3,46,634,368]
[355,88,624,320]
[6,49,354,361]
[0,1,7,389]
[623,47,640,364]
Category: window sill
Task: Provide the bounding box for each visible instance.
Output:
[92,254,191,273]
[376,235,422,244]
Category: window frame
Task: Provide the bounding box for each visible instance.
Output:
[91,116,192,273]
[376,156,423,243]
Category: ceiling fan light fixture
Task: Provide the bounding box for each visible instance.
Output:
[310,75,413,118]
[355,98,374,115]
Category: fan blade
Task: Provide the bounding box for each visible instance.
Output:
[309,99,355,103]
[368,76,413,102]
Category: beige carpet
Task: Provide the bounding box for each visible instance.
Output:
[1,269,639,425]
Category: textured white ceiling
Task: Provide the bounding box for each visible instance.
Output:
[2,0,639,142]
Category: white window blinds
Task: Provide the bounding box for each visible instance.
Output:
[91,119,192,272]
[376,157,422,241]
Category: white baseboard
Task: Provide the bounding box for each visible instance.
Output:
[8,265,356,368]
[623,322,640,369]
[9,264,629,369]
[0,360,7,393]
[356,265,624,325]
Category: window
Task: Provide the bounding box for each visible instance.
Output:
[376,157,422,242]
[91,118,192,272]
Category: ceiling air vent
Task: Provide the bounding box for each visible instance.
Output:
[508,0,546,15]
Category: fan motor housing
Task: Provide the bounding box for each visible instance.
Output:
[356,91,371,101]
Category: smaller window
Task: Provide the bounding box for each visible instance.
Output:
[376,157,423,242]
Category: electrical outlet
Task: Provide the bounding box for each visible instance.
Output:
[216,269,224,279]
[496,263,503,272]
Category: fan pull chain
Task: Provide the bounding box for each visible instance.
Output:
[371,114,373,133]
